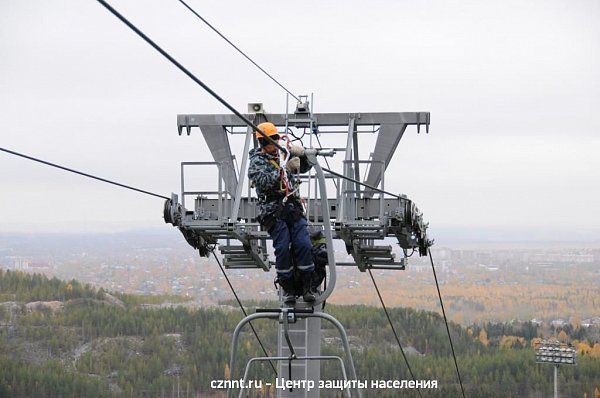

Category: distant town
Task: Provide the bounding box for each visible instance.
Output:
[1,232,599,326]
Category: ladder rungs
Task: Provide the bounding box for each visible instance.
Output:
[224,261,260,265]
[367,259,399,265]
[220,245,247,252]
[223,261,262,268]
[225,254,254,260]
[361,253,395,259]
[246,231,270,238]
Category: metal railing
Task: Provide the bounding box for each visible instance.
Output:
[180,161,233,218]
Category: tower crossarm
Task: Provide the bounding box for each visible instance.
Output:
[166,110,433,272]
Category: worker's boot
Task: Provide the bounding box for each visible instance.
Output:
[283,290,296,306]
[301,273,316,303]
[278,278,296,306]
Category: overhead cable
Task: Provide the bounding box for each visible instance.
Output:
[428,249,466,397]
[175,0,300,102]
[210,249,278,376]
[321,166,400,199]
[0,146,169,200]
[95,0,287,156]
[96,1,404,201]
[368,269,423,398]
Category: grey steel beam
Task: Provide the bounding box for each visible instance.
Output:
[178,112,430,129]
[352,129,361,198]
[197,125,238,196]
[363,123,407,198]
[341,116,356,222]
[231,125,253,221]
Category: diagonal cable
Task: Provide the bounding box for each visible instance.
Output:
[210,250,277,376]
[1,154,277,376]
[175,0,300,102]
[321,166,400,198]
[98,0,411,201]
[95,0,287,156]
[368,269,423,398]
[99,1,401,201]
[428,249,466,397]
[0,146,169,200]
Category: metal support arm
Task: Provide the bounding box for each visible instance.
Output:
[304,149,336,305]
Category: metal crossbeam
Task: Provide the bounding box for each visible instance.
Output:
[178,112,430,131]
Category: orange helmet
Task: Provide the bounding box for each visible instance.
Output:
[255,122,279,142]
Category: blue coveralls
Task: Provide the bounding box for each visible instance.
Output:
[247,147,315,282]
[269,210,315,280]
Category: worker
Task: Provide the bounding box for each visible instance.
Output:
[248,122,316,305]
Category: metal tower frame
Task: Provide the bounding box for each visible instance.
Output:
[164,104,432,397]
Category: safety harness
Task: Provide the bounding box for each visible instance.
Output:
[268,133,300,204]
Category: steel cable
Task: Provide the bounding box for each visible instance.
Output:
[96,0,413,201]
[95,0,287,156]
[428,248,466,397]
[0,146,169,200]
[1,146,278,375]
[175,0,300,102]
[321,166,400,199]
[97,1,401,201]
[210,249,278,376]
[1,152,278,376]
[368,269,423,398]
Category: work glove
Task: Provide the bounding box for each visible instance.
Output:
[289,145,305,157]
[285,156,301,173]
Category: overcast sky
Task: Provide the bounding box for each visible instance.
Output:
[1,0,599,237]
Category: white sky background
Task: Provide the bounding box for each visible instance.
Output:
[1,0,599,235]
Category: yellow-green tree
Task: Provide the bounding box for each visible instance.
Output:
[478,329,489,346]
[224,363,230,379]
[590,344,600,359]
[578,342,592,355]
[558,330,569,343]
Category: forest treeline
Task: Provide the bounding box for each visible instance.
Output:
[1,269,599,397]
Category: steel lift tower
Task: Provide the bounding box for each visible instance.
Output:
[164,100,432,397]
